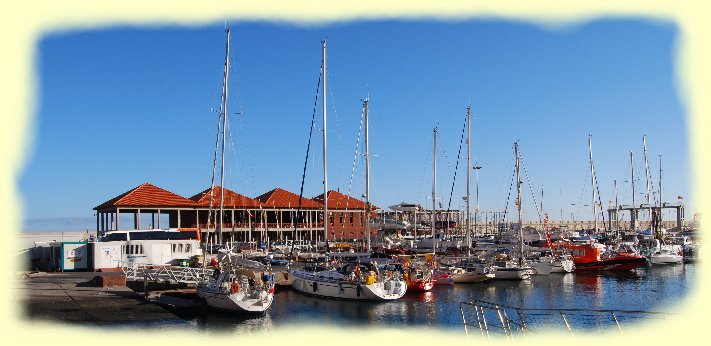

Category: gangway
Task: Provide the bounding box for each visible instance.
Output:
[120,262,212,285]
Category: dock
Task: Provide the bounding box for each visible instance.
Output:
[16,271,189,325]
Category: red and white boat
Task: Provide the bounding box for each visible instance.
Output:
[560,242,647,271]
[404,269,435,291]
[398,255,435,291]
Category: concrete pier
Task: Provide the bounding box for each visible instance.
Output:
[16,271,187,325]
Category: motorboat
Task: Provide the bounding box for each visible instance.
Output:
[560,242,647,271]
[649,239,683,265]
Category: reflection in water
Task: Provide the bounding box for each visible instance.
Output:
[421,291,436,303]
[188,264,695,332]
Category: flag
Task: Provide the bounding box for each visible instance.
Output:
[678,195,684,200]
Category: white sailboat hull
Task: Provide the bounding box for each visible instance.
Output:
[649,253,683,265]
[197,285,274,313]
[492,268,531,280]
[531,257,575,274]
[290,270,407,300]
[530,261,554,275]
[551,259,575,273]
[452,272,495,283]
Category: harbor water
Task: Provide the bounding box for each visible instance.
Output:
[170,262,697,333]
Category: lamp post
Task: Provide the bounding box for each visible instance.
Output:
[473,164,482,237]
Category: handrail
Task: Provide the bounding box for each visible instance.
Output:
[460,299,670,339]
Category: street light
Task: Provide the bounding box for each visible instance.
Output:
[473,164,482,236]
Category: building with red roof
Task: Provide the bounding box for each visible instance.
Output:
[94,183,383,242]
[312,190,377,240]
[93,183,197,233]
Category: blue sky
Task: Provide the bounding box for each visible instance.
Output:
[21,19,689,232]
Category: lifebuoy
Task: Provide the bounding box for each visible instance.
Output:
[230,281,241,294]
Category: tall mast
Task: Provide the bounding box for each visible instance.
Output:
[643,135,652,231]
[364,98,371,251]
[631,151,637,230]
[614,179,619,233]
[218,28,231,246]
[658,155,663,239]
[588,135,597,233]
[322,39,328,244]
[432,127,438,251]
[465,105,471,251]
[541,185,544,222]
[515,142,523,260]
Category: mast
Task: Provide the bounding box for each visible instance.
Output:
[588,135,597,233]
[541,185,544,223]
[364,98,371,251]
[217,28,231,246]
[432,127,438,251]
[515,142,523,261]
[322,39,328,245]
[466,105,471,251]
[643,135,652,231]
[631,151,637,230]
[658,155,663,239]
[614,179,619,234]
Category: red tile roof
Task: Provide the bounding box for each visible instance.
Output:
[255,187,322,209]
[94,183,197,210]
[190,186,262,208]
[312,190,377,210]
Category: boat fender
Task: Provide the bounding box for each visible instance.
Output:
[338,282,343,293]
[356,283,362,297]
[230,281,241,294]
[312,281,318,292]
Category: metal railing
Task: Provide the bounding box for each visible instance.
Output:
[120,262,212,284]
[460,300,670,340]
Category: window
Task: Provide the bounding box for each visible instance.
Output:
[185,244,191,253]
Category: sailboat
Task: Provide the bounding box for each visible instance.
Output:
[289,41,407,300]
[556,136,646,272]
[196,28,275,313]
[647,149,683,265]
[530,214,575,274]
[490,142,533,280]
